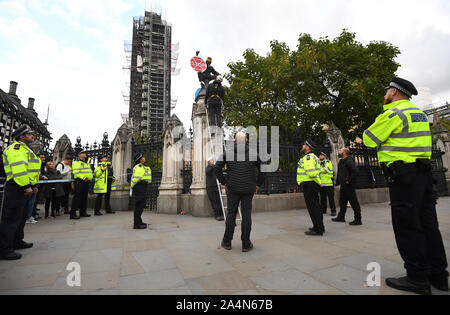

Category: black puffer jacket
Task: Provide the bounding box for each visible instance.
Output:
[215,143,266,194]
[336,156,359,187]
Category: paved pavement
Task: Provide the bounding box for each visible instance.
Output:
[0,198,449,295]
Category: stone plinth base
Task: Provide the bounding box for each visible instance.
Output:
[157,190,183,215]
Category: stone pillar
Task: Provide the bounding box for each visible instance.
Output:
[324,123,345,173]
[432,114,450,180]
[52,134,73,164]
[189,87,223,217]
[111,124,132,190]
[104,125,132,211]
[157,115,185,214]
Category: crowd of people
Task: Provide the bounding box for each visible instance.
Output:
[0,75,448,295]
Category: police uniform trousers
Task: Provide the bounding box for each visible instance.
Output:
[0,181,29,254]
[320,186,336,214]
[94,181,112,212]
[388,162,448,282]
[207,100,222,128]
[223,191,253,248]
[337,184,362,221]
[133,182,148,227]
[207,187,222,217]
[303,181,324,233]
[71,179,90,216]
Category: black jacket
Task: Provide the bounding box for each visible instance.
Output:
[206,165,218,190]
[336,156,359,187]
[205,80,225,105]
[42,169,65,198]
[215,144,266,194]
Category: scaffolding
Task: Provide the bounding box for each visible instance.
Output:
[125,11,173,140]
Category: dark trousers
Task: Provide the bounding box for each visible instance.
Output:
[389,165,448,282]
[303,181,324,233]
[133,183,148,226]
[71,180,89,216]
[58,183,71,212]
[0,181,29,253]
[207,187,222,217]
[223,191,254,248]
[94,182,112,212]
[320,186,336,213]
[45,190,59,217]
[338,184,362,221]
[207,102,222,128]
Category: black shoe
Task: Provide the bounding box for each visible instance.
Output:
[331,211,337,217]
[133,224,147,230]
[94,211,103,216]
[0,251,22,260]
[14,241,33,250]
[70,213,80,220]
[386,277,431,295]
[215,216,224,221]
[430,275,449,292]
[242,243,254,252]
[349,220,362,226]
[221,242,232,250]
[106,211,115,214]
[332,217,345,223]
[80,213,91,218]
[305,230,323,236]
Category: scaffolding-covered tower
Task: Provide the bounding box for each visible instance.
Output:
[127,11,172,140]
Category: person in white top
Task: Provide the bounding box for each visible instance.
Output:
[56,156,73,214]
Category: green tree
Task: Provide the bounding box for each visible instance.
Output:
[224,30,401,141]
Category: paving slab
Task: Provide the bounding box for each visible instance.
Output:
[0,197,448,295]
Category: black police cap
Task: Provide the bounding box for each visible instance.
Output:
[134,153,144,164]
[304,139,318,150]
[386,77,418,98]
[12,125,33,139]
[98,153,108,160]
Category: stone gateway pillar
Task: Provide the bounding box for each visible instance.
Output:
[157,115,185,214]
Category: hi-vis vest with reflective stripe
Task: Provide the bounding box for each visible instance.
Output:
[363,100,432,166]
[72,158,93,181]
[3,141,40,187]
[320,160,334,187]
[297,153,322,186]
[93,162,116,194]
[131,164,152,188]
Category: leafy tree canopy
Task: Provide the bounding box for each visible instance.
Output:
[224,30,400,141]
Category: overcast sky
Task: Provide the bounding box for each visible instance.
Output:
[1,0,449,147]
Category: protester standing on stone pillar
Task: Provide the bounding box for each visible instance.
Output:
[215,132,265,252]
[319,152,336,216]
[205,76,225,130]
[206,157,224,221]
[131,154,152,230]
[332,148,362,225]
[297,139,324,236]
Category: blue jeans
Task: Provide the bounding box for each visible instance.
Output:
[27,194,37,218]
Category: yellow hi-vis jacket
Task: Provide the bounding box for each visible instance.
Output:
[93,162,116,194]
[320,159,334,187]
[72,158,93,181]
[363,100,432,166]
[297,152,322,186]
[131,163,152,188]
[3,141,41,189]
